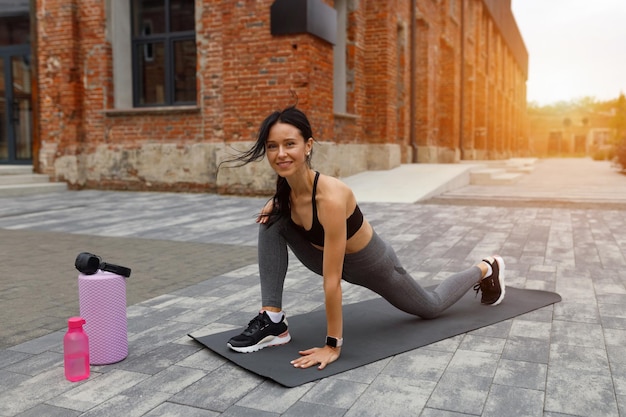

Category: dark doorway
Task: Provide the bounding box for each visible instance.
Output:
[1,3,32,164]
[0,47,32,164]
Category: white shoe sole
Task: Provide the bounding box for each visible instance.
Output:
[490,255,506,306]
[227,332,291,353]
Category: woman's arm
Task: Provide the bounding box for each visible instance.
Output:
[320,196,347,342]
[291,178,348,370]
[256,199,274,224]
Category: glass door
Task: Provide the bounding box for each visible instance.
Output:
[0,46,32,164]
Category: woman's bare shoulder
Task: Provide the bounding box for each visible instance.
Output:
[317,173,355,204]
[318,173,352,192]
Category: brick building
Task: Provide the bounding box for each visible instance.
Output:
[3,0,528,194]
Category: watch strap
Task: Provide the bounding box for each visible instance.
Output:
[325,336,343,348]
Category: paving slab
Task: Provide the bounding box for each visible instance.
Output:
[1,158,626,416]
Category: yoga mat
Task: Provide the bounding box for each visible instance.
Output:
[190,287,561,387]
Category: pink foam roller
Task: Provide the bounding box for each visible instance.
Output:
[78,271,128,365]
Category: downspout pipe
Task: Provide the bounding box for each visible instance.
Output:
[410,0,418,162]
[459,0,465,160]
[30,0,40,172]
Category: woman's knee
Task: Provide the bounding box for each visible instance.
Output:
[418,310,440,320]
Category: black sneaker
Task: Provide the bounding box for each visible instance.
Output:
[473,256,506,305]
[227,311,291,353]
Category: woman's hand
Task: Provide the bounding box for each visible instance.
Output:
[256,200,274,224]
[291,346,341,370]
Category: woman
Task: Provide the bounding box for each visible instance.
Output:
[225,106,505,370]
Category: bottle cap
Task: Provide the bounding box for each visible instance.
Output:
[68,317,86,328]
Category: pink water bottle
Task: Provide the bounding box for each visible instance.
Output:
[63,317,90,382]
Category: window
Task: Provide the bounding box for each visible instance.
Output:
[131,0,196,106]
[0,15,30,47]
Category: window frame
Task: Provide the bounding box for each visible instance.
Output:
[130,0,197,108]
[333,0,347,114]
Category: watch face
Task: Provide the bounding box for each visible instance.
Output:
[326,336,341,347]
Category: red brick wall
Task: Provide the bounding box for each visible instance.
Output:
[34,0,529,191]
[37,1,82,156]
[219,1,332,143]
[363,0,404,146]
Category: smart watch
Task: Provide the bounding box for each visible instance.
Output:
[325,336,343,348]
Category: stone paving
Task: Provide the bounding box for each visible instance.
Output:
[1,158,626,416]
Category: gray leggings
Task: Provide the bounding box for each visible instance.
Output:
[259,216,483,319]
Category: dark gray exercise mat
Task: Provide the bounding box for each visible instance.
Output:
[189,287,561,387]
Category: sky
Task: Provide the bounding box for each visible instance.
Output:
[511,0,626,105]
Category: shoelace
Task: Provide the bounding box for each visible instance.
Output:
[242,314,267,335]
[474,275,498,297]
[473,282,482,297]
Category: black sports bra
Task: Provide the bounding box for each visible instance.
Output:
[291,172,364,247]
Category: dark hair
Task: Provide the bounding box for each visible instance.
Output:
[223,105,315,221]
